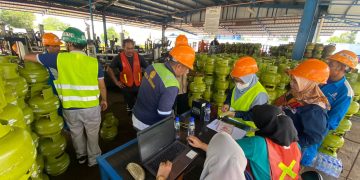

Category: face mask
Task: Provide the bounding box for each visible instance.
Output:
[236,82,250,90]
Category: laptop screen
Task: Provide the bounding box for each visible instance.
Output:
[137,116,176,162]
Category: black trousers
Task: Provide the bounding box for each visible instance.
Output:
[122,87,139,109]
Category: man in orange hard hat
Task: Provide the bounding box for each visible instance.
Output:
[41,33,63,89]
[321,50,359,131]
[42,33,62,54]
[132,44,195,130]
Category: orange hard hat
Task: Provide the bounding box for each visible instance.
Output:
[289,59,329,84]
[175,35,188,47]
[11,43,17,53]
[42,33,63,46]
[169,45,195,70]
[230,56,258,78]
[327,50,358,69]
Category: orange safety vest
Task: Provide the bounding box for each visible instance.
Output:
[265,138,301,180]
[119,52,142,87]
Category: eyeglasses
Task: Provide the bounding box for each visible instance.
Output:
[231,77,244,84]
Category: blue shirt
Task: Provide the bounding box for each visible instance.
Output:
[284,104,328,148]
[37,51,104,80]
[133,62,178,125]
[321,77,353,130]
[237,136,270,180]
[40,52,58,95]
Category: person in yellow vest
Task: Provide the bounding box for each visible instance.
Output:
[132,45,195,130]
[107,39,148,112]
[221,56,268,128]
[24,27,107,167]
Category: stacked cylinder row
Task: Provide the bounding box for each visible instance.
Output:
[0,56,70,179]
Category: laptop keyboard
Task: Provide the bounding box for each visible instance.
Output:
[148,143,187,172]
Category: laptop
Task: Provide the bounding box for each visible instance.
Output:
[137,116,198,179]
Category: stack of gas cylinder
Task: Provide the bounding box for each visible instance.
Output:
[23,62,70,177]
[188,76,206,107]
[191,54,297,108]
[213,57,232,109]
[347,72,360,117]
[0,56,38,179]
[257,57,295,104]
[319,72,360,157]
[0,56,70,179]
[191,54,237,111]
[100,112,119,141]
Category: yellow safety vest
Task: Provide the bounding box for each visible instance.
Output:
[230,81,267,133]
[54,52,100,108]
[153,63,179,89]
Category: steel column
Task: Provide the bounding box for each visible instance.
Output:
[292,0,320,60]
[314,16,325,42]
[308,10,320,42]
[89,0,95,40]
[162,24,167,47]
[102,12,108,47]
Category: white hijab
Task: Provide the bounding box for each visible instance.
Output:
[200,132,247,180]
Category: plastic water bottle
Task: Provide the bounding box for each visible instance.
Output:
[175,117,181,139]
[331,158,343,178]
[314,153,343,178]
[204,104,211,123]
[188,117,195,136]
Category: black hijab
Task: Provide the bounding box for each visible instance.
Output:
[252,104,298,146]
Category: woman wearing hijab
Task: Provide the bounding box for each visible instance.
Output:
[275,59,330,166]
[156,132,247,180]
[237,104,301,180]
[221,56,268,128]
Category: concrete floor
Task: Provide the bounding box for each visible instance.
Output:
[49,88,360,180]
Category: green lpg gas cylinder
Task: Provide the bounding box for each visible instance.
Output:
[261,65,281,87]
[336,118,352,134]
[33,112,64,136]
[19,62,49,84]
[38,133,67,157]
[28,87,60,115]
[0,62,19,80]
[322,133,344,149]
[44,152,70,176]
[0,103,26,129]
[100,125,118,141]
[0,124,36,179]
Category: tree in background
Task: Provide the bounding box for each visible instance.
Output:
[43,17,70,31]
[101,27,120,44]
[327,31,357,44]
[100,27,130,45]
[0,10,35,29]
[278,37,289,42]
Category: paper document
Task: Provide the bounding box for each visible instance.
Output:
[207,119,247,140]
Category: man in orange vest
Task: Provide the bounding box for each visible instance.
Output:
[107,39,148,112]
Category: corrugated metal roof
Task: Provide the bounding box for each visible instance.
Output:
[0,0,358,37]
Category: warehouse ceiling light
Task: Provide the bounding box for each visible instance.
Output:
[113,2,136,10]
